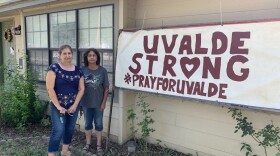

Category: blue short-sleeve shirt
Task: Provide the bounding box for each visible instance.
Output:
[48,63,84,109]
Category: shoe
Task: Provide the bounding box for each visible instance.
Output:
[83,144,91,150]
[96,145,103,156]
[61,151,72,156]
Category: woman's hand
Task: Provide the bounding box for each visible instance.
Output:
[100,102,106,111]
[68,105,77,114]
[57,106,67,114]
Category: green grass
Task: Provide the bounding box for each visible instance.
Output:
[0,139,47,156]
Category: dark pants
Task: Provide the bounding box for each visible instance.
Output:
[48,103,79,152]
[83,107,104,131]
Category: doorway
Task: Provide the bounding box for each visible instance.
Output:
[0,21,15,84]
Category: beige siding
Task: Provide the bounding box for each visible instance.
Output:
[119,0,136,28]
[127,0,136,28]
[117,90,137,143]
[119,0,280,156]
[134,0,280,28]
[127,93,280,156]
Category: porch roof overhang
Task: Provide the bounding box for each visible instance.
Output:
[0,0,57,14]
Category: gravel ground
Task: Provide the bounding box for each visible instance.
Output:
[0,122,190,156]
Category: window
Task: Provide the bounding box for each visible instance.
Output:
[25,5,114,91]
[78,5,113,49]
[78,5,114,92]
[50,11,76,48]
[26,15,48,48]
[28,50,49,81]
[26,14,49,81]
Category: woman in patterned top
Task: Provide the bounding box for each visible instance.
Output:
[46,45,85,156]
[80,48,109,156]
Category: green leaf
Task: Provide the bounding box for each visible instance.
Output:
[246,147,252,152]
[240,145,245,151]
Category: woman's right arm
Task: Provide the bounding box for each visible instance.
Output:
[46,70,66,114]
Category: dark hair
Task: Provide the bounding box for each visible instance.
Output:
[83,48,100,66]
[59,44,73,55]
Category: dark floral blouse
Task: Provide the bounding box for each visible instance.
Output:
[48,63,84,109]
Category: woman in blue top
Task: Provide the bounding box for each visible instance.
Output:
[46,45,85,156]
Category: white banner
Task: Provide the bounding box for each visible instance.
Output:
[115,21,280,110]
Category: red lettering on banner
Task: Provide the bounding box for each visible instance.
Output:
[162,55,176,76]
[139,75,144,87]
[192,82,206,96]
[208,83,218,97]
[144,76,150,88]
[162,35,178,53]
[143,32,250,55]
[185,81,194,94]
[219,83,227,99]
[202,57,221,79]
[132,75,139,86]
[168,79,176,92]
[177,80,185,94]
[195,34,208,54]
[178,35,193,54]
[150,76,157,89]
[199,82,207,96]
[144,35,159,54]
[157,77,163,90]
[230,32,250,54]
[131,74,228,99]
[212,32,228,55]
[193,82,201,95]
[162,78,169,91]
[129,53,143,74]
[130,53,249,82]
[146,55,158,74]
[180,57,200,79]
[227,55,249,81]
[127,30,251,100]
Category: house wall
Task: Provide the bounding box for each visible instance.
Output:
[119,0,280,156]
[0,0,121,142]
[1,0,280,155]
[23,0,121,142]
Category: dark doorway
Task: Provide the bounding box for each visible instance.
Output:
[0,23,3,84]
[0,21,15,84]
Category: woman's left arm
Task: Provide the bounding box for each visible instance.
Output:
[100,68,110,111]
[100,86,109,111]
[68,77,85,113]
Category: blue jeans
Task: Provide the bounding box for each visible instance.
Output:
[83,107,103,131]
[48,103,79,153]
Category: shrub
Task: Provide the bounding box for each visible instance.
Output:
[228,107,280,156]
[0,61,47,130]
[127,93,155,152]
